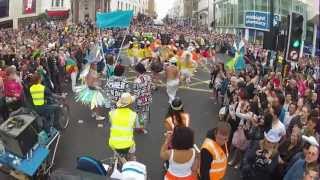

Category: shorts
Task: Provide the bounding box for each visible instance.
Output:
[115,144,136,154]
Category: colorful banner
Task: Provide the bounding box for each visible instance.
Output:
[96,10,133,29]
[23,0,36,14]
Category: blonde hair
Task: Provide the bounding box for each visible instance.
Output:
[259,139,279,157]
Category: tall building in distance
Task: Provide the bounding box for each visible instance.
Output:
[71,0,150,23]
[168,0,198,25]
[147,0,157,18]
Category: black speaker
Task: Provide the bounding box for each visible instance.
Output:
[263,31,276,51]
[0,115,39,158]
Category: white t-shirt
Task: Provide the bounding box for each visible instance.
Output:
[283,112,296,129]
[272,120,286,138]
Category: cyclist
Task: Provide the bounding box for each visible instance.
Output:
[29,73,64,133]
[108,92,137,160]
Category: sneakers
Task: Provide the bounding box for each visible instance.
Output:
[142,129,148,134]
[96,115,105,121]
[91,112,97,118]
[135,128,148,134]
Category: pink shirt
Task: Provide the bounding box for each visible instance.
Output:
[4,79,23,99]
[297,80,307,97]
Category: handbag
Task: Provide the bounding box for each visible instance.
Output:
[232,126,249,150]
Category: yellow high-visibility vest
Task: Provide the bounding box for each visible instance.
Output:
[30,84,45,106]
[108,108,136,150]
[201,138,228,180]
[278,56,283,64]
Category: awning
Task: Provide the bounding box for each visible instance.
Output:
[46,10,69,18]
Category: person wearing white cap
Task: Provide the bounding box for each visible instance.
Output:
[165,56,180,103]
[241,129,281,180]
[108,92,137,159]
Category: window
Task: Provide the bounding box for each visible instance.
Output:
[0,0,9,18]
[55,0,60,7]
[52,0,63,7]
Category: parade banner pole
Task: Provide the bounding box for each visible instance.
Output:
[116,27,130,64]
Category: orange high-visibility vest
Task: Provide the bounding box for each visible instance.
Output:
[201,138,228,180]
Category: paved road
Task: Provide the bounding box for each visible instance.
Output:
[1,53,241,179]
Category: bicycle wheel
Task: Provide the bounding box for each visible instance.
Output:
[58,104,70,129]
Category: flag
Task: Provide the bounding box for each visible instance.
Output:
[96,10,133,29]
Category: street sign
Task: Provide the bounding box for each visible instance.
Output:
[290,50,298,60]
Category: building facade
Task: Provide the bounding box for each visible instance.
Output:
[195,0,318,55]
[42,0,71,20]
[0,0,72,29]
[168,0,198,25]
[213,0,314,41]
[0,0,42,29]
[147,0,157,18]
[71,0,149,23]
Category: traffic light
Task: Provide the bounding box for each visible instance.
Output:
[286,12,303,61]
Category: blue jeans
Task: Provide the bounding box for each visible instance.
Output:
[35,104,61,133]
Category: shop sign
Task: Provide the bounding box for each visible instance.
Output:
[23,0,36,14]
[245,11,280,31]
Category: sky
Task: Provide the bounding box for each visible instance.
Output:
[155,0,175,20]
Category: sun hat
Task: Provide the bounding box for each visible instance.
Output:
[264,129,281,143]
[170,98,183,111]
[116,93,136,108]
[219,106,227,116]
[121,161,146,180]
[302,135,319,147]
[169,57,177,64]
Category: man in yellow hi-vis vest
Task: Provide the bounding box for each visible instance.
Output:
[200,121,231,180]
[29,73,63,132]
[108,92,137,159]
